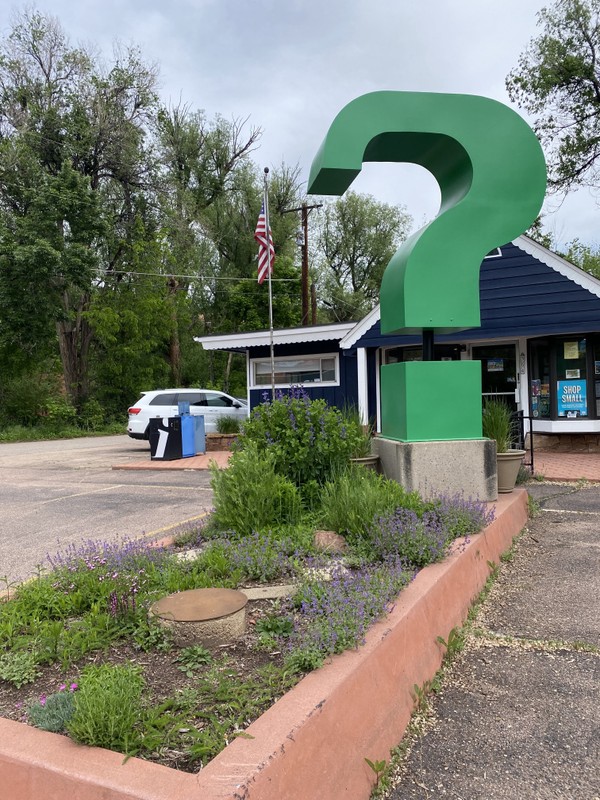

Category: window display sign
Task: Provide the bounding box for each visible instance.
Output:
[531,379,540,417]
[487,358,504,372]
[563,341,580,360]
[557,380,587,417]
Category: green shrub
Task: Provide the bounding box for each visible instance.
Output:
[210,442,303,536]
[44,397,78,428]
[67,663,144,753]
[0,650,41,687]
[79,399,106,431]
[319,467,425,541]
[238,388,363,492]
[0,371,57,427]
[216,415,241,434]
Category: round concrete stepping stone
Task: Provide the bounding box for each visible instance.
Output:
[150,588,248,646]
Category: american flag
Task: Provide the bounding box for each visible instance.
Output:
[255,202,275,284]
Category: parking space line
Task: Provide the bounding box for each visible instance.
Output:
[145,512,210,538]
[38,485,125,505]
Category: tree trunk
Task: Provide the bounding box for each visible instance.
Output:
[223,351,233,393]
[168,278,182,386]
[56,292,93,410]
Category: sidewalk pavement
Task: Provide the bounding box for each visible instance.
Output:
[112,451,231,471]
[386,481,600,799]
[533,450,600,482]
[112,447,600,483]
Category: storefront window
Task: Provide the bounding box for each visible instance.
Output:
[528,336,596,420]
[556,338,588,418]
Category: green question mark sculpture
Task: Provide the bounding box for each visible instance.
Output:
[308,91,546,442]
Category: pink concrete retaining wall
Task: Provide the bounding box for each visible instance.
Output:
[0,490,528,800]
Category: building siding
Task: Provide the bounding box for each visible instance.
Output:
[354,241,600,347]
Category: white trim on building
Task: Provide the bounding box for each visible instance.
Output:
[196,322,354,350]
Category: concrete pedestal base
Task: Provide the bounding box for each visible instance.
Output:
[373,437,497,501]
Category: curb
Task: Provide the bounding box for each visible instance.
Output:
[0,490,528,800]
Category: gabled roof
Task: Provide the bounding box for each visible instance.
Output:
[196,321,355,351]
[339,235,600,349]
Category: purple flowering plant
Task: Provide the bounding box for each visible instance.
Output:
[237,387,364,493]
[285,558,414,671]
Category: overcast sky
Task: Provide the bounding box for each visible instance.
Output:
[7,0,600,248]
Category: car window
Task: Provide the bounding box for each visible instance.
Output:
[178,392,205,406]
[205,392,234,408]
[149,393,178,406]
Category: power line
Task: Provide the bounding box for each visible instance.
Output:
[92,268,299,282]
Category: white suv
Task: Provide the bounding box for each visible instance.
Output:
[127,389,248,439]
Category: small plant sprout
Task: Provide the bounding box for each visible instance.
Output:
[436,626,465,660]
[365,757,387,787]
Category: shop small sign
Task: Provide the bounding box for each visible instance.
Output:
[557,380,587,417]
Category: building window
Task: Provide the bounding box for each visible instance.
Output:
[382,345,462,364]
[529,336,594,420]
[251,354,338,387]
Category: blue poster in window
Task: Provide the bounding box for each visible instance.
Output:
[557,380,587,417]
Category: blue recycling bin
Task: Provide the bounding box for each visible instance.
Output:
[181,414,205,457]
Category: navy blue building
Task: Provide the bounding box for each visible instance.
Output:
[197,236,600,445]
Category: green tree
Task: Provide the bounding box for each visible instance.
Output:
[0,9,159,409]
[156,105,261,385]
[562,238,600,275]
[312,191,412,321]
[507,0,600,191]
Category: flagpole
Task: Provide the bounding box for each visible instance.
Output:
[263,167,275,401]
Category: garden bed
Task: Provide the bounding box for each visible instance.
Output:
[0,491,528,800]
[0,391,529,798]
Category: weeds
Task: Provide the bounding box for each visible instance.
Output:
[174,646,213,677]
[527,494,542,517]
[436,626,466,660]
[365,757,387,788]
[0,650,41,688]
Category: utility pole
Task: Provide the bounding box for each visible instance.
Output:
[282,202,322,325]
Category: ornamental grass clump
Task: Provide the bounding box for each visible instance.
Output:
[482,398,516,453]
[319,466,425,541]
[67,663,144,754]
[238,387,364,490]
[210,442,303,536]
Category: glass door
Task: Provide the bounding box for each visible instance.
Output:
[472,344,518,412]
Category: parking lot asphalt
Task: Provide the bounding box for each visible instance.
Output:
[387,482,600,800]
[0,435,214,584]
